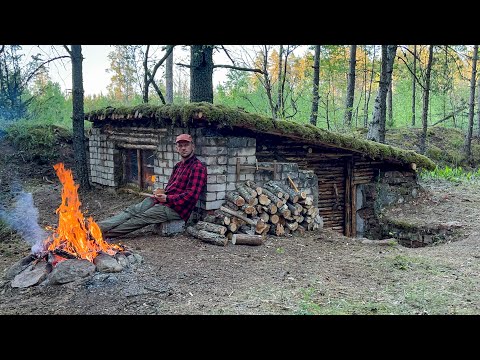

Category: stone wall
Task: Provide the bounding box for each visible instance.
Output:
[356,170,422,239]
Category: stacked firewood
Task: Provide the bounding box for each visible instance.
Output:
[187,180,323,246]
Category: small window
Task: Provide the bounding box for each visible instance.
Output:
[121,149,155,191]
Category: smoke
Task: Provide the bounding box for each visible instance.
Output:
[0,191,48,254]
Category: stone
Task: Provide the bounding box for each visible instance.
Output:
[154,220,186,236]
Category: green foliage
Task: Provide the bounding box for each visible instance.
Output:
[5,122,72,163]
[27,81,72,128]
[420,165,480,183]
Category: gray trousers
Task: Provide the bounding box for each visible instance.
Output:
[97,197,182,238]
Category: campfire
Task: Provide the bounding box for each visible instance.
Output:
[43,162,124,263]
[4,163,142,288]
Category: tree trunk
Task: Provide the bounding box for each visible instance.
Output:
[419,45,434,155]
[412,45,417,126]
[310,45,321,126]
[364,45,376,127]
[190,45,213,103]
[166,47,174,104]
[71,45,90,190]
[387,77,393,126]
[464,45,478,159]
[344,45,357,126]
[367,45,397,143]
[276,45,284,118]
[142,45,150,103]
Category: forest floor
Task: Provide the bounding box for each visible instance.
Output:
[0,136,479,315]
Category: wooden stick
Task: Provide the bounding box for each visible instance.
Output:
[287,175,299,193]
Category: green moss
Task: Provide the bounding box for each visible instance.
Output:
[85,103,436,170]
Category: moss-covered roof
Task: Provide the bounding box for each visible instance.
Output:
[85,102,436,170]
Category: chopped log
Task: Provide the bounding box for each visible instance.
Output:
[223,200,239,211]
[220,206,258,226]
[259,212,270,223]
[260,188,284,208]
[238,224,255,235]
[262,183,284,199]
[286,202,300,216]
[228,222,239,233]
[285,221,299,231]
[258,194,271,205]
[235,183,258,206]
[263,203,277,214]
[231,234,264,246]
[186,226,228,246]
[225,191,245,207]
[277,204,292,220]
[265,181,288,200]
[269,214,280,224]
[195,221,227,235]
[245,180,263,195]
[298,196,313,206]
[204,213,230,226]
[273,180,299,203]
[294,224,306,235]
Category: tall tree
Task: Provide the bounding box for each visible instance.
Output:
[107,45,138,102]
[387,77,393,126]
[367,45,397,143]
[411,45,417,126]
[275,45,284,118]
[310,45,321,126]
[143,45,174,104]
[419,45,434,155]
[464,45,478,159]
[65,45,90,190]
[190,45,214,103]
[364,45,376,127]
[344,45,357,126]
[165,47,174,104]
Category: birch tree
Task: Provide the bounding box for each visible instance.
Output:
[344,45,356,126]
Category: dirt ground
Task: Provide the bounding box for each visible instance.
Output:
[0,138,479,315]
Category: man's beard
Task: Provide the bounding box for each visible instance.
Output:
[181,151,193,159]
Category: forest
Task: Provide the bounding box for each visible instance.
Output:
[1,45,479,161]
[1,45,480,315]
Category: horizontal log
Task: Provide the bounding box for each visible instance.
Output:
[232,234,264,246]
[195,221,227,235]
[186,226,228,246]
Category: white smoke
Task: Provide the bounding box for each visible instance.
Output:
[0,191,48,254]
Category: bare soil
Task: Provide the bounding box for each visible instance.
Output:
[0,138,479,315]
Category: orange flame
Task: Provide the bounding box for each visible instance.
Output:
[44,163,122,262]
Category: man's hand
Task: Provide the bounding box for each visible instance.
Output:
[155,193,168,203]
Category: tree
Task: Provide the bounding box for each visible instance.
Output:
[65,45,90,190]
[344,45,357,126]
[310,45,321,126]
[464,45,478,160]
[142,45,174,104]
[412,45,417,126]
[165,47,174,104]
[419,45,434,155]
[367,45,398,143]
[106,45,139,102]
[190,45,214,103]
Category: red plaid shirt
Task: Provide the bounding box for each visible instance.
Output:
[161,155,207,222]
